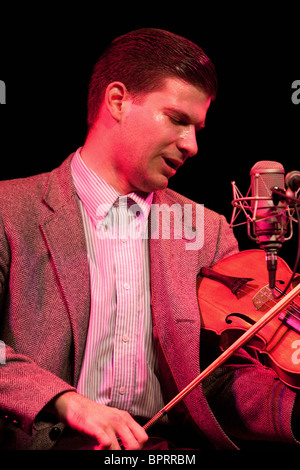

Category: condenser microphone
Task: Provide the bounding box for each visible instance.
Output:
[250,161,287,289]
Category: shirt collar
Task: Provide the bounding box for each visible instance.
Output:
[71,148,153,228]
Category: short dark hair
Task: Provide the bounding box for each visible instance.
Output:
[87,28,217,129]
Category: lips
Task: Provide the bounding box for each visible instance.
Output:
[163,157,182,171]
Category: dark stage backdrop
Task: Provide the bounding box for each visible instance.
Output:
[0,5,299,269]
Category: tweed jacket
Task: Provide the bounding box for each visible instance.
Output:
[0,154,298,450]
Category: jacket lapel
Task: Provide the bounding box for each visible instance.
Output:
[149,190,238,449]
[40,156,90,385]
[149,190,202,389]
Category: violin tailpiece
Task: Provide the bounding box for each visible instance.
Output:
[199,267,253,295]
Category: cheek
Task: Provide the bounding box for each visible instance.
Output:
[121,110,173,162]
[129,107,168,139]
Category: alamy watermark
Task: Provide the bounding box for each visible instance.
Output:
[0,80,6,104]
[291,80,300,105]
[0,341,6,364]
[291,340,300,365]
[95,200,204,251]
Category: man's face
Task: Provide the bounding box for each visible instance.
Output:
[111,77,211,194]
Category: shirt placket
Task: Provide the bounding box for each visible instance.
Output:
[110,196,143,409]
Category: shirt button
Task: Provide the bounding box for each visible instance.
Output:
[123,283,130,290]
[119,387,126,395]
[122,334,129,343]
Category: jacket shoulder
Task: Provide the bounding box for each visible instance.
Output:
[0,171,50,196]
[0,155,74,211]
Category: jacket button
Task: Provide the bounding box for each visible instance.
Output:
[49,426,62,441]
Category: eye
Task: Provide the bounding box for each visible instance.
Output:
[169,115,186,126]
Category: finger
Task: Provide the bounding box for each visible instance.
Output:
[93,440,121,451]
[93,422,125,450]
[127,421,149,448]
[94,432,123,450]
[116,420,148,450]
[90,426,113,450]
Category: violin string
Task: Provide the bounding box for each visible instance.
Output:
[260,285,300,322]
[274,287,300,320]
[239,281,300,322]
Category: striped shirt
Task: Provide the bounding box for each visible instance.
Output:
[71,149,166,418]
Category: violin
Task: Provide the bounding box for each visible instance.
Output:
[198,249,300,389]
[143,249,300,432]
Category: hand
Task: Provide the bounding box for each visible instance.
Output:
[50,391,148,450]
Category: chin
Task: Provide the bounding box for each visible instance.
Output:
[135,174,169,194]
[150,175,170,191]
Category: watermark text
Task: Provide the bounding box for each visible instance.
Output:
[291,80,300,105]
[0,341,6,364]
[95,200,204,251]
[0,80,6,104]
[291,340,300,365]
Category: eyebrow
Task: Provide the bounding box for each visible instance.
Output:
[165,107,206,132]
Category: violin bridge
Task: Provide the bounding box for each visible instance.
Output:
[252,285,274,311]
[253,285,300,333]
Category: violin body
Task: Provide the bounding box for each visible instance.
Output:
[197,249,300,389]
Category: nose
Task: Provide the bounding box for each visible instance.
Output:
[177,126,198,158]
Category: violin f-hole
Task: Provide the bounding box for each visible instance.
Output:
[225,313,256,326]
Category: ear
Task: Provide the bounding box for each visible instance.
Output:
[104,81,130,122]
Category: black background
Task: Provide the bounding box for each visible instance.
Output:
[1,4,299,269]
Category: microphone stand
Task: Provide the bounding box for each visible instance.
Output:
[143,281,300,432]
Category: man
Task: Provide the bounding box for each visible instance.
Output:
[0,28,299,450]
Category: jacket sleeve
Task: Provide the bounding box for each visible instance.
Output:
[0,214,75,436]
[202,347,300,445]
